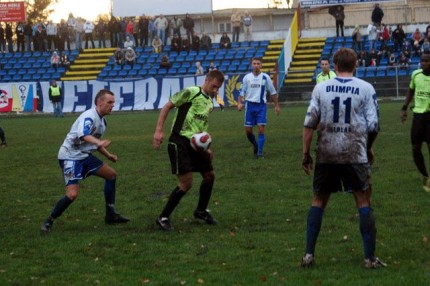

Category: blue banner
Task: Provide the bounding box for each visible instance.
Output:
[33,75,244,113]
[299,0,401,8]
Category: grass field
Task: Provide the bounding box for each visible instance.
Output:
[0,101,429,285]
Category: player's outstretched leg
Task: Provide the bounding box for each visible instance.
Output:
[246,131,258,157]
[40,195,74,233]
[194,176,217,225]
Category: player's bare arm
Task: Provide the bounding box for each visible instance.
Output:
[237,95,244,111]
[400,88,414,123]
[302,127,314,175]
[153,101,175,149]
[82,134,111,148]
[272,94,280,115]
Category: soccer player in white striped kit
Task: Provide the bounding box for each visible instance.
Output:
[301,48,386,268]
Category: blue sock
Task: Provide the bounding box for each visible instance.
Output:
[104,179,116,216]
[257,133,265,156]
[305,206,324,255]
[50,195,73,219]
[359,207,376,260]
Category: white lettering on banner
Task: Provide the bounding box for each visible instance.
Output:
[299,0,402,8]
[0,75,239,114]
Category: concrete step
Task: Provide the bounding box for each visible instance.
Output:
[61,75,97,81]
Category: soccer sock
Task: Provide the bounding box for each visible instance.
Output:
[257,133,265,156]
[0,127,5,143]
[50,195,74,219]
[104,179,116,216]
[305,206,324,255]
[412,147,428,178]
[196,180,214,211]
[160,186,186,218]
[358,206,377,260]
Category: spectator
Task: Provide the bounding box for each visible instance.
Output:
[0,24,5,53]
[421,38,430,53]
[195,61,204,75]
[329,5,345,37]
[220,32,231,49]
[367,22,378,51]
[160,54,172,70]
[114,47,125,67]
[59,19,71,51]
[371,4,384,27]
[148,16,157,45]
[152,35,163,53]
[181,36,190,52]
[74,18,84,51]
[24,21,33,51]
[96,19,107,48]
[388,52,397,66]
[109,17,119,48]
[357,50,368,67]
[123,35,134,49]
[60,51,70,70]
[398,52,410,69]
[5,23,13,53]
[124,47,136,68]
[51,51,60,70]
[392,24,406,52]
[16,22,25,52]
[367,48,378,66]
[206,61,218,73]
[84,19,95,49]
[379,23,390,44]
[352,25,362,52]
[154,14,168,46]
[183,13,194,43]
[171,34,181,53]
[200,33,212,52]
[401,38,412,59]
[46,20,57,51]
[34,24,46,52]
[412,28,423,55]
[125,18,135,45]
[138,14,149,47]
[170,15,182,38]
[231,10,241,42]
[242,11,253,42]
[377,42,392,62]
[191,32,200,52]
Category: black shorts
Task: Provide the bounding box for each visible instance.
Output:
[313,163,371,193]
[167,133,213,175]
[411,112,430,144]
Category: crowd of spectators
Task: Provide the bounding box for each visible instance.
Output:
[0,10,255,55]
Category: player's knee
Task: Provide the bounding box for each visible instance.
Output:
[66,189,79,201]
[203,171,215,183]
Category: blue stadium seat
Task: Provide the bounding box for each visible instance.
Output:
[181,62,191,68]
[118,70,128,77]
[122,65,131,70]
[177,67,187,74]
[158,69,167,76]
[138,69,147,77]
[32,73,41,80]
[2,74,12,81]
[12,74,22,81]
[98,70,108,78]
[23,62,32,69]
[188,66,197,74]
[108,70,118,77]
[18,69,27,75]
[52,73,61,79]
[148,69,158,76]
[22,74,32,81]
[167,68,177,75]
[41,73,51,80]
[231,42,240,49]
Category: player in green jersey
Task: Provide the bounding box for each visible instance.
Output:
[316,57,337,84]
[153,70,225,231]
[400,51,430,191]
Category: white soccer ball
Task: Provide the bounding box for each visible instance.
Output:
[190,132,212,152]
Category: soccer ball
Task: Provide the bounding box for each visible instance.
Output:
[190,132,212,152]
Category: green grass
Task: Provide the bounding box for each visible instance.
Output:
[1,102,430,285]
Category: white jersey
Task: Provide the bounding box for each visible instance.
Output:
[304,77,379,164]
[240,72,277,104]
[58,108,106,160]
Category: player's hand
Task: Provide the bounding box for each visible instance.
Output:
[400,110,407,123]
[153,131,164,149]
[237,103,243,111]
[275,105,280,116]
[98,140,111,149]
[302,153,313,175]
[367,148,374,165]
[107,153,118,163]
